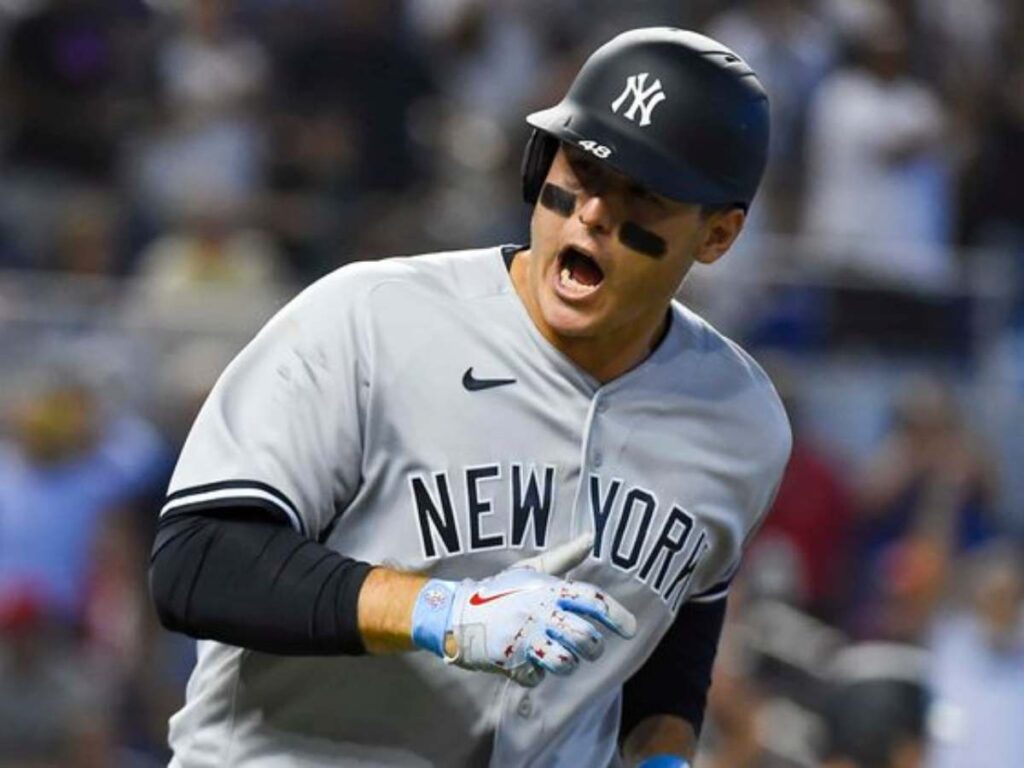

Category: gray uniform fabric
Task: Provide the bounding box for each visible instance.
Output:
[162,246,791,767]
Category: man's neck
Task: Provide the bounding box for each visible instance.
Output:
[509,251,669,384]
[556,313,669,384]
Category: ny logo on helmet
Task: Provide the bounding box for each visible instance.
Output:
[611,73,666,127]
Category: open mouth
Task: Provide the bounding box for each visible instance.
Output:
[557,246,605,293]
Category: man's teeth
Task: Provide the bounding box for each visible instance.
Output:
[560,266,590,289]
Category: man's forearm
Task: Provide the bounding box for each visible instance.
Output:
[151,508,443,657]
[150,510,375,655]
[356,567,428,653]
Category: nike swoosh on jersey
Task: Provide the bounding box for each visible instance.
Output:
[468,589,523,606]
[462,367,517,391]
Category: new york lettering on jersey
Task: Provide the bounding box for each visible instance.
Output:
[411,464,713,610]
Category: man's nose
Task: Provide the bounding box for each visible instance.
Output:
[577,192,617,234]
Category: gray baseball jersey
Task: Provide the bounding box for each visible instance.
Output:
[161,245,791,767]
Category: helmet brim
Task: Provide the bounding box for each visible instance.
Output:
[526,101,740,207]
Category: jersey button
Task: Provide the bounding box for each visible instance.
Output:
[517,695,532,718]
[596,401,608,414]
[592,452,603,467]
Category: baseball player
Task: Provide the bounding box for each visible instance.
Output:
[150,28,790,768]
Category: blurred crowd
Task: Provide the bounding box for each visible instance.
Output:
[0,0,1022,766]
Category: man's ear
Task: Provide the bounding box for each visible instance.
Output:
[694,208,746,265]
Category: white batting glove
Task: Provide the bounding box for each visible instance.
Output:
[411,534,636,687]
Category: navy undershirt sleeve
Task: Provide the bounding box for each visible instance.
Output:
[148,507,373,655]
[620,595,728,739]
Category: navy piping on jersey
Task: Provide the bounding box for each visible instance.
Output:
[161,480,306,537]
[501,243,526,270]
[688,576,732,603]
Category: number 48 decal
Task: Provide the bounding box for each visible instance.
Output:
[578,139,612,159]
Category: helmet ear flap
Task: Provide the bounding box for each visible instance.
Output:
[521,130,560,204]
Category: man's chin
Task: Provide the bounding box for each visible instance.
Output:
[542,303,604,340]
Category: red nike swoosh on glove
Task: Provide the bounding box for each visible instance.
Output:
[469,589,523,606]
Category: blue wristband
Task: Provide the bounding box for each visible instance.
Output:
[410,579,456,657]
[637,756,689,768]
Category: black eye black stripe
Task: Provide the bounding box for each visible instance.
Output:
[540,183,577,217]
[619,221,666,259]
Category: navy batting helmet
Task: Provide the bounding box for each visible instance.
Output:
[522,28,770,209]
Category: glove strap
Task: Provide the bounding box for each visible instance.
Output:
[410,579,457,657]
[637,756,690,768]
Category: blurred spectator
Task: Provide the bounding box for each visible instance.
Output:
[155,338,239,447]
[273,0,429,193]
[703,669,793,768]
[0,0,142,268]
[127,196,287,333]
[960,57,1024,258]
[131,0,268,229]
[856,376,999,552]
[49,190,123,276]
[746,363,853,620]
[0,586,115,767]
[159,0,265,120]
[803,3,954,290]
[820,643,928,768]
[263,0,433,274]
[406,0,548,126]
[915,0,1011,115]
[699,581,830,767]
[708,0,836,232]
[262,103,360,276]
[1,0,122,182]
[0,372,168,623]
[862,534,951,644]
[701,595,790,768]
[85,509,192,764]
[85,510,148,663]
[926,540,1024,768]
[850,376,1000,638]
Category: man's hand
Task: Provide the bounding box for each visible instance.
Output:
[411,533,636,686]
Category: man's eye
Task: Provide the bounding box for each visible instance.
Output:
[632,187,664,207]
[574,163,601,186]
